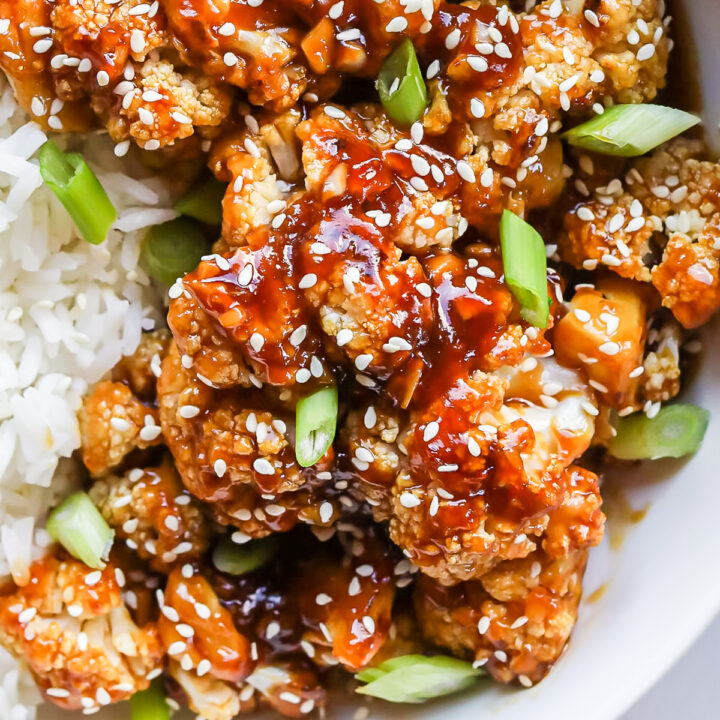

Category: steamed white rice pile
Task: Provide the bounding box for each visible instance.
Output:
[0,77,172,717]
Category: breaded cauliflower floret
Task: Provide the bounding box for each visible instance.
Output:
[167,291,254,390]
[209,111,302,248]
[414,547,588,685]
[112,329,171,401]
[89,464,211,573]
[297,105,465,254]
[295,530,395,671]
[351,359,603,585]
[0,554,162,712]
[162,0,313,111]
[80,381,163,477]
[108,57,232,150]
[559,140,720,329]
[157,343,338,535]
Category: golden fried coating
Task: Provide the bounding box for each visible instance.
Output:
[0,554,162,712]
[157,342,338,535]
[112,329,171,400]
[348,358,603,586]
[80,381,163,477]
[89,464,211,573]
[560,140,720,329]
[414,547,588,686]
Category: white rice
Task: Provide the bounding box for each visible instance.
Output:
[0,76,171,717]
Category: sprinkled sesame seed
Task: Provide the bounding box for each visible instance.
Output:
[299,273,317,289]
[253,458,275,475]
[179,404,200,419]
[348,577,361,596]
[477,616,490,634]
[319,502,333,523]
[399,492,421,508]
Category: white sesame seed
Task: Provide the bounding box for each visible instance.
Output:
[423,421,439,442]
[385,16,408,32]
[477,616,490,634]
[253,458,275,475]
[110,417,131,432]
[445,28,461,49]
[319,502,333,523]
[336,28,361,41]
[179,405,200,419]
[399,492,421,508]
[362,615,376,634]
[599,341,620,356]
[299,273,317,289]
[636,43,656,62]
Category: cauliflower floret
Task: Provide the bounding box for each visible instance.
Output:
[554,277,648,410]
[107,57,232,150]
[173,237,331,387]
[0,554,162,711]
[414,547,588,685]
[244,659,326,718]
[167,291,254,390]
[51,0,164,76]
[159,567,251,682]
[209,111,302,248]
[162,0,312,110]
[111,329,171,401]
[294,530,395,671]
[157,342,338,535]
[351,358,603,585]
[89,464,211,573]
[80,381,163,477]
[559,140,720,329]
[296,105,464,254]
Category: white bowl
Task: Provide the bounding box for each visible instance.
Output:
[46,1,720,718]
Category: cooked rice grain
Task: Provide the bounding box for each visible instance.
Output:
[0,77,170,717]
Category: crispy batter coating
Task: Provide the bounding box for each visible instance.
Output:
[80,381,163,477]
[0,554,162,712]
[554,277,648,410]
[157,342,338,535]
[89,464,211,573]
[414,547,588,685]
[107,57,232,149]
[348,360,603,585]
[559,140,720,329]
[111,329,171,400]
[209,110,302,248]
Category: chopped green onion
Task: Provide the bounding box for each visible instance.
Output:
[38,140,116,245]
[376,39,428,126]
[356,654,483,703]
[141,218,210,286]
[564,104,700,157]
[499,210,550,329]
[212,536,279,575]
[130,679,171,720]
[174,176,226,226]
[295,385,338,467]
[46,492,114,569]
[609,404,709,460]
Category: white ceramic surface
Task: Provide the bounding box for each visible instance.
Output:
[43,0,720,718]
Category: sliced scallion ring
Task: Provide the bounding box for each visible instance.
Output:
[174,176,226,226]
[141,218,210,286]
[38,140,116,245]
[129,678,171,720]
[294,385,338,467]
[376,39,428,126]
[46,492,114,569]
[355,654,483,703]
[608,404,709,460]
[212,536,279,575]
[563,104,700,157]
[499,210,550,328]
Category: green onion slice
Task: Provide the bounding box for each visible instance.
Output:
[174,176,226,226]
[294,385,338,467]
[38,140,116,245]
[46,492,114,569]
[212,536,279,575]
[356,654,483,703]
[564,104,700,157]
[376,39,428,126]
[609,404,709,460]
[130,678,171,720]
[499,210,550,328]
[141,218,210,286]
